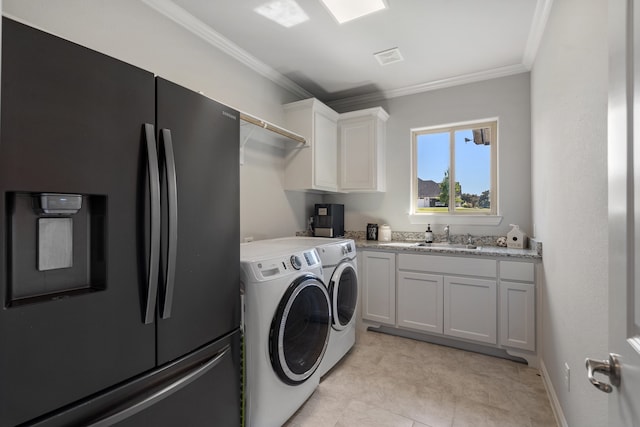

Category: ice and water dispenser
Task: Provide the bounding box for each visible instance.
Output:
[6,192,106,305]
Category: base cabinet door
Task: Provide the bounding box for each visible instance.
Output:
[397,272,443,333]
[361,251,395,325]
[444,276,497,344]
[499,281,535,351]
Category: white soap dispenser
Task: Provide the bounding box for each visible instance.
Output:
[425,224,434,243]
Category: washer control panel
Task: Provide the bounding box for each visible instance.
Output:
[303,250,320,266]
[290,255,302,270]
[250,249,322,280]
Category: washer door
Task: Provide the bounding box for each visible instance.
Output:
[329,263,358,331]
[269,274,331,385]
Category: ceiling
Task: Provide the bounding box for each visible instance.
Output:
[142,0,551,108]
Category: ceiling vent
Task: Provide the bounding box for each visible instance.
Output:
[374,47,404,66]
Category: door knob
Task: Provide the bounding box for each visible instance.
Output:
[585,353,621,393]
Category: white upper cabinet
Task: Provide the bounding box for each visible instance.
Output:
[338,107,389,192]
[283,98,339,192]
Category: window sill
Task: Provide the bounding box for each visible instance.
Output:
[408,214,503,226]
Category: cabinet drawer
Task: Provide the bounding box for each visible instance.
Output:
[398,253,497,278]
[500,261,534,282]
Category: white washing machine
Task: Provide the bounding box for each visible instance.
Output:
[240,242,331,427]
[262,237,359,377]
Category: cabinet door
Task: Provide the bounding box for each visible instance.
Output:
[444,276,497,344]
[339,117,376,191]
[499,281,535,351]
[397,272,443,334]
[313,110,338,191]
[283,98,338,192]
[361,251,395,325]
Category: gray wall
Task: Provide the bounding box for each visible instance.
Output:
[2,0,319,241]
[327,73,532,238]
[531,0,608,425]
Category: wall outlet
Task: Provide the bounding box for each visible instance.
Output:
[564,362,571,392]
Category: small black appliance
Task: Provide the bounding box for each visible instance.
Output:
[313,204,344,238]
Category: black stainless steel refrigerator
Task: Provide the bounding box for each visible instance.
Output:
[0,19,241,427]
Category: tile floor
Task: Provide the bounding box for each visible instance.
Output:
[285,328,557,427]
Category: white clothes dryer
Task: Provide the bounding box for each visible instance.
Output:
[263,237,359,377]
[240,243,331,427]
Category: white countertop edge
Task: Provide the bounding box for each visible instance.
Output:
[355,239,541,260]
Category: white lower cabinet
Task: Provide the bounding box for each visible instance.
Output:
[499,260,536,351]
[444,276,497,344]
[499,281,535,350]
[361,251,537,354]
[397,272,443,333]
[397,253,498,344]
[361,251,396,325]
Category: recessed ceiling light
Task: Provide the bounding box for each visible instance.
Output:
[320,0,387,24]
[254,0,309,28]
[374,47,404,66]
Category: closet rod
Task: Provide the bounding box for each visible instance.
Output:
[240,112,306,145]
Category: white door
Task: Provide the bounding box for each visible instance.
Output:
[586,1,640,424]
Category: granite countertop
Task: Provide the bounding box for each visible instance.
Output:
[355,239,542,260]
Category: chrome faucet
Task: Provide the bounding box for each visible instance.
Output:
[444,225,450,243]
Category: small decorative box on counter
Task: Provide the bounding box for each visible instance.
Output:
[506,224,527,249]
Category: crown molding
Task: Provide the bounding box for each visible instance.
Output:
[523,0,555,68]
[140,0,312,99]
[141,0,548,109]
[326,63,529,110]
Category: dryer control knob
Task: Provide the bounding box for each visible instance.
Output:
[290,255,302,270]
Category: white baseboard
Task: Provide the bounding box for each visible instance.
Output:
[539,358,569,427]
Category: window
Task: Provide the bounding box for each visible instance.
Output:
[411,120,497,217]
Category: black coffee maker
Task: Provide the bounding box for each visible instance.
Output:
[313,204,344,238]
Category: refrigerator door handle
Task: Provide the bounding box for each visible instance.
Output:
[160,128,178,319]
[86,344,231,427]
[143,123,161,324]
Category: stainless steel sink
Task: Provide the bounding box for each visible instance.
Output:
[378,242,482,250]
[377,242,420,248]
[418,242,481,250]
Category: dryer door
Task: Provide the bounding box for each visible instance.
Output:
[269,274,331,385]
[329,262,358,331]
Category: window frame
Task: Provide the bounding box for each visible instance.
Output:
[410,119,499,223]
